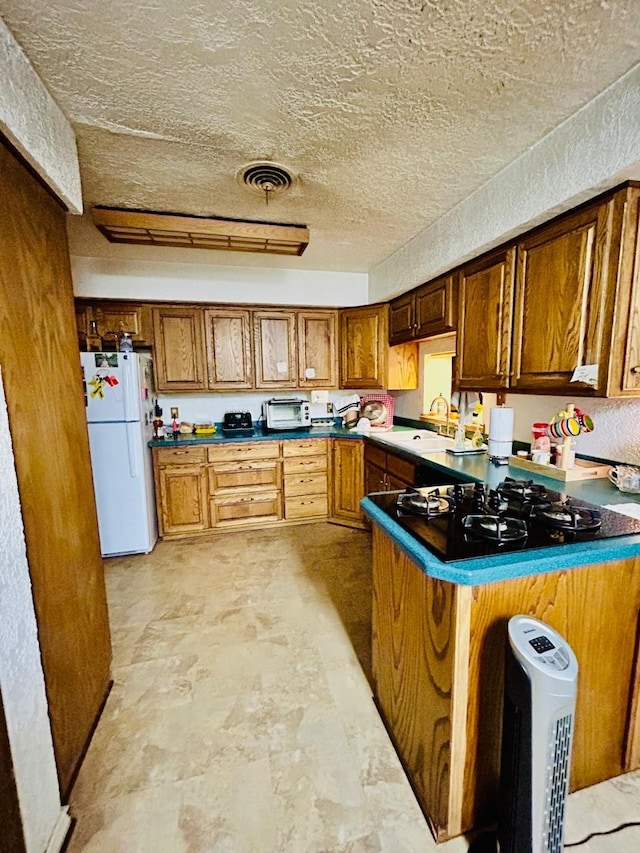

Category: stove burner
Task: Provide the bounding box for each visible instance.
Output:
[463,514,528,544]
[532,501,602,531]
[497,477,548,502]
[396,487,454,519]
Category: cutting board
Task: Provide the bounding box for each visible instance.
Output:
[509,455,610,481]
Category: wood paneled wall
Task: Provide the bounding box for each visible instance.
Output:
[0,689,26,853]
[0,141,111,794]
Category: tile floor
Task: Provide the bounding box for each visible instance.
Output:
[67,523,640,852]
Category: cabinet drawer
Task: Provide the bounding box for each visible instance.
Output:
[282,438,328,457]
[210,492,282,527]
[208,461,281,494]
[285,495,329,520]
[207,441,280,462]
[156,446,207,465]
[284,472,328,497]
[283,455,327,475]
[385,452,417,486]
[364,442,387,469]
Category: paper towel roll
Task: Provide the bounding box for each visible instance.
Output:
[489,407,514,443]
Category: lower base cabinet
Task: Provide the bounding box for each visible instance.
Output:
[371,524,640,842]
[330,438,366,528]
[283,438,329,521]
[153,437,336,537]
[155,446,209,535]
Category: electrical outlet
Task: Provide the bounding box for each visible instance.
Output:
[170,407,179,419]
[326,403,333,414]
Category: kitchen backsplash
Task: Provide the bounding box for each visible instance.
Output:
[155,391,371,426]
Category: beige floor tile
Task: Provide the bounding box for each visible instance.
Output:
[68,523,640,852]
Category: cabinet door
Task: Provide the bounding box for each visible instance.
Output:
[389,292,416,345]
[204,308,253,390]
[365,460,387,494]
[415,273,457,338]
[456,248,516,390]
[253,310,297,389]
[297,310,338,388]
[339,305,388,389]
[152,306,206,391]
[93,302,153,345]
[511,200,613,393]
[331,439,365,526]
[157,465,208,535]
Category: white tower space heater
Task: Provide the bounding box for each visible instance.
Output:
[497,615,578,853]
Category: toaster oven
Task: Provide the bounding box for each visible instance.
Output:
[263,397,311,432]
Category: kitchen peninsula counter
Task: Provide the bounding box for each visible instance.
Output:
[362,447,640,843]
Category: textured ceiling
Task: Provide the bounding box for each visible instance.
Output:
[2,0,640,271]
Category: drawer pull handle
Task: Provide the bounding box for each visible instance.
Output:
[632,366,640,374]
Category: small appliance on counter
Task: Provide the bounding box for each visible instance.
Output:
[263,397,311,432]
[222,411,254,437]
[488,405,514,465]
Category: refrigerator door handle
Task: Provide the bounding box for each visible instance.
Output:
[126,422,138,478]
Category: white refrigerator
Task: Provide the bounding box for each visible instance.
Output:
[80,351,158,557]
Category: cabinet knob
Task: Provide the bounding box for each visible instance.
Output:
[632,366,640,374]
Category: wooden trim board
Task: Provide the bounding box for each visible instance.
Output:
[509,455,610,481]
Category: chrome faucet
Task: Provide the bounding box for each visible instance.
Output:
[429,393,451,436]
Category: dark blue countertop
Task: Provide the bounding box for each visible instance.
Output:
[148,423,364,447]
[360,429,640,586]
[150,423,640,583]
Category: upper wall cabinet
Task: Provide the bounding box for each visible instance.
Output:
[389,273,457,345]
[340,304,418,390]
[152,306,207,392]
[253,310,298,389]
[297,310,338,388]
[76,300,153,348]
[204,308,253,390]
[455,184,640,396]
[511,186,640,397]
[510,200,611,394]
[456,247,516,391]
[340,305,389,389]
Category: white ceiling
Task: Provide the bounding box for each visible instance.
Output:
[2,0,640,272]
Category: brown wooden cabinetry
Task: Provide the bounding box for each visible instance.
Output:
[330,438,365,528]
[364,442,417,493]
[511,187,640,396]
[76,299,153,349]
[208,441,282,528]
[204,307,253,390]
[456,247,516,391]
[372,522,640,841]
[340,304,418,390]
[253,310,297,389]
[154,446,209,535]
[283,438,329,520]
[297,310,338,388]
[389,273,457,345]
[152,306,207,391]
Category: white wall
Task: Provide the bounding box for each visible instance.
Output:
[0,368,69,853]
[71,256,369,306]
[507,394,640,465]
[0,19,82,214]
[370,63,640,300]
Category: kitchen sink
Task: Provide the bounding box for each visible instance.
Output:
[373,430,454,453]
[374,429,439,444]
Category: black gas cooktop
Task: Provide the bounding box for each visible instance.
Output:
[372,478,640,563]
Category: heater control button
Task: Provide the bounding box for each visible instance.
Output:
[529,635,555,654]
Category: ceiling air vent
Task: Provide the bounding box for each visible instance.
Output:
[236,161,296,203]
[91,207,309,256]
